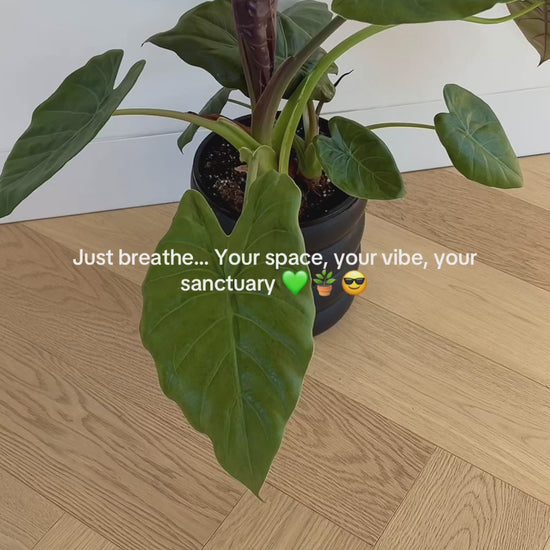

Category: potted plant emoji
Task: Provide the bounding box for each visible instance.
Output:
[314,269,337,296]
[1,0,547,496]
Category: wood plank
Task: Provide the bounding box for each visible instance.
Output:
[0,226,432,544]
[0,222,434,547]
[309,299,550,506]
[23,204,177,286]
[500,155,550,211]
[204,484,371,550]
[368,164,550,290]
[0,222,172,413]
[361,215,550,387]
[374,449,550,550]
[0,469,62,550]
[0,322,242,550]
[270,379,434,545]
[34,515,119,550]
[0,222,435,547]
[4,159,548,545]
[25,199,550,387]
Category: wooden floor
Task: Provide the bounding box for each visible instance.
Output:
[1,156,549,550]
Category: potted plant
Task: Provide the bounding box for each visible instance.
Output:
[314,269,336,296]
[0,0,547,496]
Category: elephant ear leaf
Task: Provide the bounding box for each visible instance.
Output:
[0,50,145,218]
[508,0,550,64]
[281,0,333,36]
[315,117,405,200]
[331,0,505,24]
[435,84,523,189]
[147,0,246,93]
[141,171,315,495]
[148,0,337,102]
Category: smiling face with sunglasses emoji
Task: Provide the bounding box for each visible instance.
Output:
[342,271,367,296]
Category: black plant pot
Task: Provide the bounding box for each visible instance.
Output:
[190,119,366,335]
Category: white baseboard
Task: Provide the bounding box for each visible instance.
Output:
[2,86,549,224]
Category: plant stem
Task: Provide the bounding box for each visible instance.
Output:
[228,98,252,109]
[466,0,544,24]
[278,24,392,173]
[252,15,347,143]
[113,108,260,151]
[366,122,436,131]
[305,100,319,144]
[114,108,204,123]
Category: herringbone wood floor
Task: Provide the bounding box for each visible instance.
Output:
[1,157,549,549]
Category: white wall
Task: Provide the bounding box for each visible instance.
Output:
[1,1,549,222]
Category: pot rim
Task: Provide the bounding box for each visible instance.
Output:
[191,119,363,229]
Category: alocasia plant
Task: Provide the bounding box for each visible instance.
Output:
[0,0,546,494]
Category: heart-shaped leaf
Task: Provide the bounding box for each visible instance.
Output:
[435,84,523,188]
[282,0,333,36]
[509,0,550,64]
[141,171,315,495]
[0,50,145,218]
[315,116,405,200]
[332,0,505,24]
[148,0,336,101]
[178,87,231,151]
[148,0,244,92]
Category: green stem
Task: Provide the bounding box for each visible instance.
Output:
[113,108,260,151]
[228,98,252,109]
[277,24,392,174]
[466,0,544,24]
[305,100,319,144]
[114,108,206,124]
[366,122,436,131]
[252,15,347,144]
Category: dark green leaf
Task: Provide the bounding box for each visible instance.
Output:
[178,87,231,151]
[435,84,523,188]
[141,171,315,495]
[147,0,245,92]
[148,0,336,101]
[282,0,333,35]
[332,0,505,24]
[0,50,145,218]
[315,117,405,200]
[278,2,338,102]
[509,1,550,64]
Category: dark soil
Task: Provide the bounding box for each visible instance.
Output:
[198,133,348,222]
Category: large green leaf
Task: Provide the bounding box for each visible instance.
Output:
[332,0,505,24]
[282,0,333,35]
[509,0,550,64]
[277,2,338,102]
[0,50,145,218]
[148,0,336,101]
[148,0,243,91]
[177,87,231,151]
[435,84,523,189]
[315,117,405,200]
[141,171,315,495]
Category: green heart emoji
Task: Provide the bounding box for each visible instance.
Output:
[282,270,309,296]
